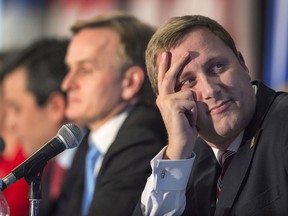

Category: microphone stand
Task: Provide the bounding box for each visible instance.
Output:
[24,163,45,216]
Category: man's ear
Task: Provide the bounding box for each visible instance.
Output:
[238,51,249,74]
[121,66,145,101]
[46,92,66,123]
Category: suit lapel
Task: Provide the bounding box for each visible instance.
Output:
[215,129,262,213]
[215,81,276,214]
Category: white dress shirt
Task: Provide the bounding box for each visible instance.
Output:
[141,131,244,216]
[88,109,129,176]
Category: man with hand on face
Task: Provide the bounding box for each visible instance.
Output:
[52,12,167,216]
[135,15,288,216]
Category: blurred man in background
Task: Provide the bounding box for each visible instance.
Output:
[52,12,167,216]
[0,38,76,216]
[0,51,29,216]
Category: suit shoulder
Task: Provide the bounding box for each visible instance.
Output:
[125,104,164,126]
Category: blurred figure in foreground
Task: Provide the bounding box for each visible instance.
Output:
[52,12,167,216]
[0,51,29,216]
[0,39,76,216]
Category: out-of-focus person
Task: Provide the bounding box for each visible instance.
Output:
[52,12,167,216]
[0,38,76,216]
[0,51,29,216]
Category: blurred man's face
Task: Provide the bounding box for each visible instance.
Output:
[62,28,128,131]
[3,68,60,156]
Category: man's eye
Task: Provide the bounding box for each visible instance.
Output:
[77,68,92,75]
[209,63,225,74]
[7,106,20,114]
[175,79,195,91]
[182,79,195,85]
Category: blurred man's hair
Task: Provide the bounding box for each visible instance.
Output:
[0,38,69,106]
[71,11,156,105]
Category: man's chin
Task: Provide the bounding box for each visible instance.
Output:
[66,115,85,126]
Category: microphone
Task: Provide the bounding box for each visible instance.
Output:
[0,123,82,190]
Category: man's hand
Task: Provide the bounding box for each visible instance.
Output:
[156,52,198,160]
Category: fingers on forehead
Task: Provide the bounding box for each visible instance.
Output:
[158,52,190,94]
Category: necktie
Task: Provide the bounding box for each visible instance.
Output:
[82,144,101,216]
[216,150,235,198]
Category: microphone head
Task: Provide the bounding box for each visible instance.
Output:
[57,124,83,149]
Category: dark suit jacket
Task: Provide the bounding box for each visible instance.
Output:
[183,81,288,216]
[133,81,288,216]
[52,103,167,216]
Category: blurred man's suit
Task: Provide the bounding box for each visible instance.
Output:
[53,103,167,216]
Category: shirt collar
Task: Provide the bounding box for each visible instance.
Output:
[88,108,130,155]
[211,130,244,163]
[252,84,258,94]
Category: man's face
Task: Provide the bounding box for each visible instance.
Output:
[167,27,256,145]
[3,68,61,156]
[62,28,127,131]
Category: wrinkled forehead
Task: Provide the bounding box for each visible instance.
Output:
[156,27,231,65]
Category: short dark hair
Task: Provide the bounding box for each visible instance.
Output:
[146,15,238,94]
[0,38,69,106]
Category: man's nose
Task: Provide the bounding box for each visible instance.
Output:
[61,70,76,91]
[197,75,220,100]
